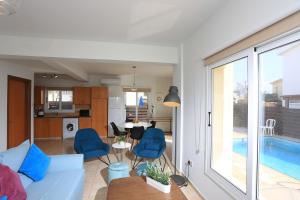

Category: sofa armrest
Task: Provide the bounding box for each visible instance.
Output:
[47,154,84,172]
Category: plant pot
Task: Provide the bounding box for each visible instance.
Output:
[146,176,171,193]
[118,141,125,146]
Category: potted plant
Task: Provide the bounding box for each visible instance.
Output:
[117,135,126,145]
[145,163,171,193]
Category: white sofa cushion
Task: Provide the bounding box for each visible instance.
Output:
[0,140,30,172]
[26,169,84,200]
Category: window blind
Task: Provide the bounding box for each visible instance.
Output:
[204,11,300,66]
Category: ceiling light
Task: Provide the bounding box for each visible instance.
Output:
[131,66,137,91]
[53,74,59,79]
[0,0,23,15]
[41,74,47,78]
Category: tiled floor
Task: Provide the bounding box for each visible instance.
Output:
[35,138,204,200]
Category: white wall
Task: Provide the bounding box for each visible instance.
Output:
[179,1,300,199]
[282,45,300,96]
[0,60,34,151]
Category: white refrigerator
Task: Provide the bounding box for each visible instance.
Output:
[108,96,125,137]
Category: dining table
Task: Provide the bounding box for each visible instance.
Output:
[119,121,152,129]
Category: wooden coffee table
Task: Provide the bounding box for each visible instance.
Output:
[107,176,187,200]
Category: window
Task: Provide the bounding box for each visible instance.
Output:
[124,91,148,121]
[45,88,74,112]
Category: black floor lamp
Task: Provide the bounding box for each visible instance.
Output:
[163,86,187,187]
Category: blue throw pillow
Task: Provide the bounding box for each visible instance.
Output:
[18,144,51,181]
[0,196,7,200]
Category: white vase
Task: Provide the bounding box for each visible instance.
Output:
[146,176,171,193]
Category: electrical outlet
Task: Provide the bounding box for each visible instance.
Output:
[187,160,193,167]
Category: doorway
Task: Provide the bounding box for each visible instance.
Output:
[7,75,31,148]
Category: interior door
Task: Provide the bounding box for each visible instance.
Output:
[8,76,31,148]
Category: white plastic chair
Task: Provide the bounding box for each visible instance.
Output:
[262,119,276,136]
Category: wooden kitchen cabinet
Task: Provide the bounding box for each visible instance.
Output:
[34,118,49,138]
[91,87,108,99]
[91,99,108,137]
[48,118,63,138]
[79,117,92,129]
[34,86,45,106]
[73,87,91,105]
[34,118,62,139]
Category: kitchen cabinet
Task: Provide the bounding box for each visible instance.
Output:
[91,87,108,137]
[34,118,62,139]
[91,87,108,99]
[91,99,108,137]
[79,117,92,129]
[34,86,45,106]
[34,118,49,138]
[48,118,63,138]
[73,87,91,105]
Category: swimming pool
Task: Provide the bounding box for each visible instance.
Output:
[233,136,300,180]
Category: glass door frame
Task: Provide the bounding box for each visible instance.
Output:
[205,29,300,200]
[255,30,300,200]
[205,49,258,200]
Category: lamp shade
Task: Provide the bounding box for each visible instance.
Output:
[163,86,181,107]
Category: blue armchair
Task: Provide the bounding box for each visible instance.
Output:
[132,128,167,170]
[74,128,111,165]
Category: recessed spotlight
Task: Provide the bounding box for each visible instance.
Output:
[41,74,47,78]
[53,74,59,79]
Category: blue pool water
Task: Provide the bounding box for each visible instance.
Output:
[233,137,300,180]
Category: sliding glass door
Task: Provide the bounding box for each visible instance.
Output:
[206,31,300,200]
[257,38,300,200]
[207,53,249,197]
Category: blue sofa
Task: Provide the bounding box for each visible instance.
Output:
[0,140,84,200]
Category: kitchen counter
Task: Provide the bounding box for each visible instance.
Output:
[35,116,80,118]
[35,113,80,118]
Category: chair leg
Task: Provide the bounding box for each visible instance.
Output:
[162,154,167,172]
[159,157,162,167]
[132,155,138,169]
[132,156,144,169]
[131,139,134,151]
[106,155,111,164]
[98,157,109,166]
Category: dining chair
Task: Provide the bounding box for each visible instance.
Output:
[149,120,156,128]
[129,126,145,150]
[110,122,128,137]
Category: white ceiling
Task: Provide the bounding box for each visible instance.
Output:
[66,60,173,77]
[0,0,226,46]
[4,58,173,77]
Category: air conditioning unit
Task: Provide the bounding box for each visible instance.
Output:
[100,78,121,86]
